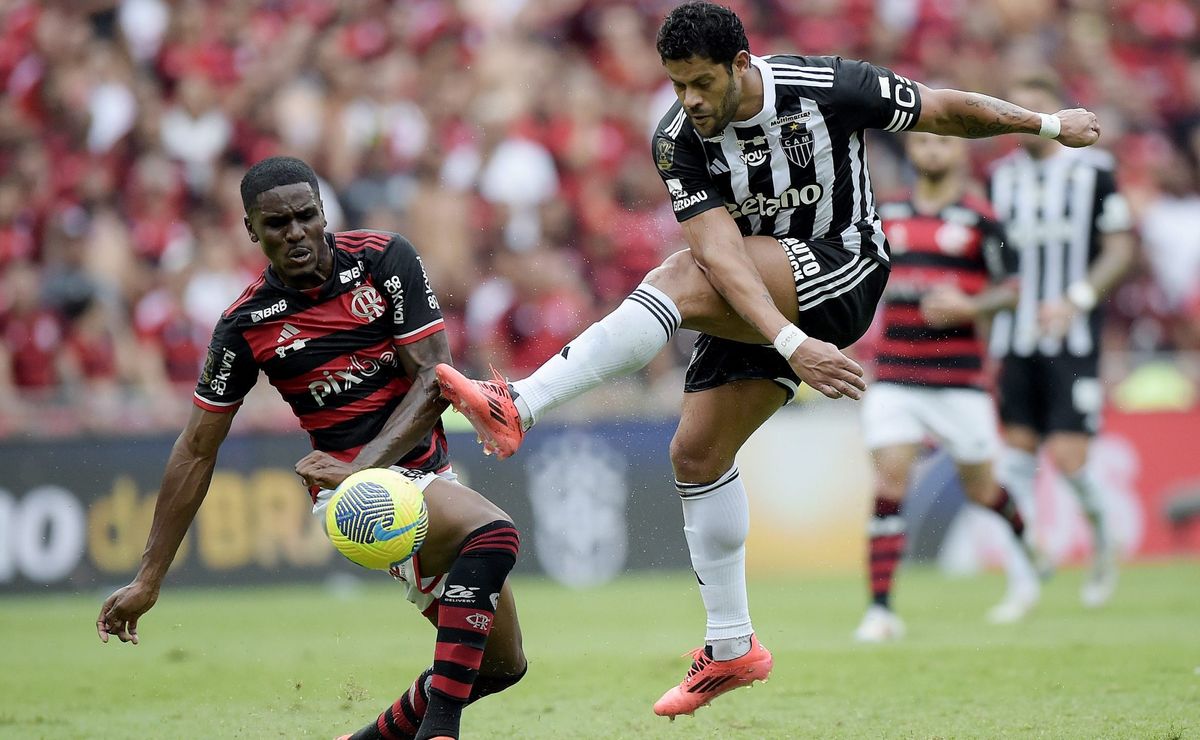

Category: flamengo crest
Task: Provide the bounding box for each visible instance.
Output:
[349,284,386,322]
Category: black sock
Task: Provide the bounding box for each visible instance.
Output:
[414,521,520,740]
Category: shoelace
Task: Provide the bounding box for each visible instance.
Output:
[484,366,513,401]
[683,647,712,682]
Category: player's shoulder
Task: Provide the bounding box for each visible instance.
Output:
[876,199,915,221]
[1071,147,1117,172]
[333,229,409,255]
[654,99,692,141]
[987,148,1027,177]
[764,54,838,95]
[219,271,278,324]
[763,53,839,73]
[955,193,999,222]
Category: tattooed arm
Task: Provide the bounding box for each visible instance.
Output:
[912,84,1100,147]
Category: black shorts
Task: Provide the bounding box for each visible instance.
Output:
[998,353,1103,435]
[684,238,889,400]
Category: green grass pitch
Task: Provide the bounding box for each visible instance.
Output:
[2,562,1198,738]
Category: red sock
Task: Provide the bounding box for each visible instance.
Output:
[987,487,1025,538]
[417,521,520,740]
[868,496,906,609]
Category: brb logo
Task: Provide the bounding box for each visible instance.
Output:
[251,299,287,323]
[308,351,396,407]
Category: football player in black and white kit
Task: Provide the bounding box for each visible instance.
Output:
[436,1,1104,717]
[989,75,1136,609]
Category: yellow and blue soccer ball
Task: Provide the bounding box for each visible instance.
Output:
[325,468,429,570]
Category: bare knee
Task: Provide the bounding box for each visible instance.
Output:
[957,462,998,505]
[1003,425,1040,454]
[1046,435,1089,476]
[670,433,735,484]
[645,250,721,322]
[870,445,918,501]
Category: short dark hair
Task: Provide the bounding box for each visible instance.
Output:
[656,1,749,70]
[240,156,321,212]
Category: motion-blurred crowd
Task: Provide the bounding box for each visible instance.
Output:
[1,0,1197,436]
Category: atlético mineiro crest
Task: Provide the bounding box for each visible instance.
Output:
[783,125,814,168]
[349,284,386,322]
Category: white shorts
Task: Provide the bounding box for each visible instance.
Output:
[860,383,1000,464]
[311,467,456,614]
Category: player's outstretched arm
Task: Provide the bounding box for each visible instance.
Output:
[96,406,235,644]
[912,84,1100,147]
[296,332,452,490]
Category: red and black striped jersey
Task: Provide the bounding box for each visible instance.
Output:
[875,196,1015,389]
[194,229,449,472]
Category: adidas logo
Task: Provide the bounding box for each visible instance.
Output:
[277,323,300,343]
[708,159,730,176]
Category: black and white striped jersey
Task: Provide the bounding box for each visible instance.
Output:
[652,54,922,262]
[988,148,1133,358]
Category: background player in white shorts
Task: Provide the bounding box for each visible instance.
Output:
[856,132,1040,642]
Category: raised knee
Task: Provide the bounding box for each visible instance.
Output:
[645,250,713,314]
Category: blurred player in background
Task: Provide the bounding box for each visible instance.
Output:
[95,157,525,740]
[437,1,1102,717]
[989,77,1136,609]
[855,131,1040,643]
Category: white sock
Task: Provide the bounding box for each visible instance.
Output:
[510,284,680,428]
[997,448,1038,530]
[678,466,753,660]
[997,448,1039,587]
[1065,468,1109,555]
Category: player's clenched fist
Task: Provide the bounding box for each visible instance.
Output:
[787,337,867,400]
[1054,108,1101,148]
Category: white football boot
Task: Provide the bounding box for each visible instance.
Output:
[854,605,906,643]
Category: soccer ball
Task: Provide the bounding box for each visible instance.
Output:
[325,468,429,570]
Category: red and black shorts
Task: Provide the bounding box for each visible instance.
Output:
[684,238,889,401]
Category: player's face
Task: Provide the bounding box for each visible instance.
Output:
[664,54,747,137]
[905,132,965,178]
[245,182,332,289]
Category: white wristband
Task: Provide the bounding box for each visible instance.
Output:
[1066,281,1098,311]
[773,324,809,359]
[1038,113,1061,139]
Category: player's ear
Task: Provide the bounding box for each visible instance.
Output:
[244,215,259,243]
[732,50,752,78]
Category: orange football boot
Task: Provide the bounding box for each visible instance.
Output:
[652,635,773,718]
[435,364,525,459]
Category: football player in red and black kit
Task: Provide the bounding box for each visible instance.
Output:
[855,132,1043,642]
[96,157,524,740]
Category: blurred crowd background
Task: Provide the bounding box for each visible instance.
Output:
[1,0,1198,437]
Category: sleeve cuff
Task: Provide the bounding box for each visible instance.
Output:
[193,393,242,413]
[395,319,445,345]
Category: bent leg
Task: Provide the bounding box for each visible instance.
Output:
[671,380,784,659]
[510,236,800,426]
